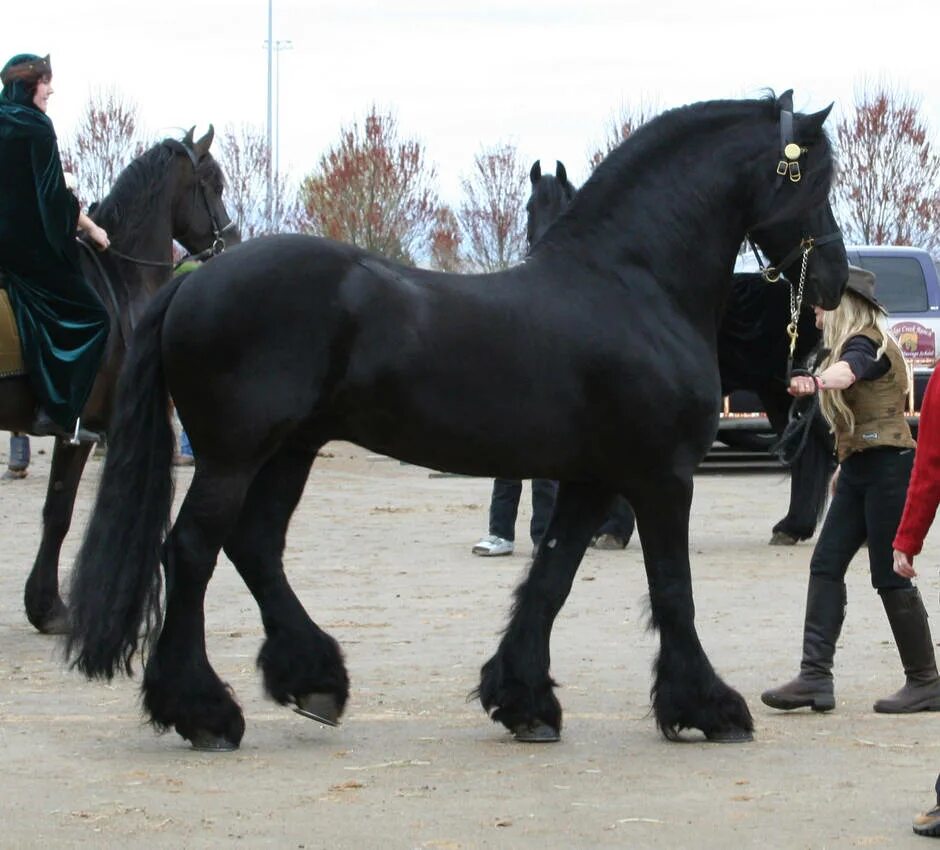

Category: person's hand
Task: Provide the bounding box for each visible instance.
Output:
[87,223,110,251]
[788,374,817,397]
[893,549,917,579]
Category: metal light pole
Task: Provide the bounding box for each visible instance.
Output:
[265,0,273,228]
[274,40,293,181]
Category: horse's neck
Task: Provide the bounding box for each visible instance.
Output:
[544,121,761,307]
[94,173,178,277]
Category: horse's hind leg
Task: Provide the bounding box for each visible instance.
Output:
[222,443,349,727]
[24,440,92,634]
[142,462,256,751]
[478,482,613,742]
[631,473,754,743]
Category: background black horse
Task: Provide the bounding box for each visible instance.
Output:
[524,161,834,548]
[0,126,236,634]
[68,93,847,751]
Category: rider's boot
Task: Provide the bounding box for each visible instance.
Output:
[761,576,846,712]
[31,408,101,444]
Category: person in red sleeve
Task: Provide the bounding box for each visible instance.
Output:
[892,367,940,838]
[762,266,940,720]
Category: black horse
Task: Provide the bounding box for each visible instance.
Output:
[0,126,236,634]
[68,93,847,750]
[525,160,833,547]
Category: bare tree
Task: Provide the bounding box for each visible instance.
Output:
[216,123,302,238]
[456,142,528,272]
[60,88,149,206]
[300,106,440,265]
[833,82,940,254]
[587,100,661,170]
[428,205,464,272]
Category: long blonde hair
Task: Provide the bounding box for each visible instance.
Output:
[817,291,907,435]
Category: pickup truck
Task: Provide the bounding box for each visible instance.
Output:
[719,244,940,447]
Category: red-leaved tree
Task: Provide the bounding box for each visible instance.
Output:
[300,106,440,264]
[61,88,149,206]
[834,83,940,254]
[457,143,528,272]
[587,101,661,171]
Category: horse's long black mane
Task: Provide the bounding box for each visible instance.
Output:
[542,94,834,248]
[91,140,224,252]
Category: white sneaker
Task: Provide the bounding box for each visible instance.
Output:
[471,534,514,556]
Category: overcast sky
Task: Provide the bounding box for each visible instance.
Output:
[4,0,938,203]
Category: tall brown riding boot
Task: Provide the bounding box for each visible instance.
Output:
[762,577,846,712]
[873,587,940,714]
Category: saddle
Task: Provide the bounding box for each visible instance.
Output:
[0,286,26,378]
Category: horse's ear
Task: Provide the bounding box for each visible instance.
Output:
[530,160,541,184]
[194,124,215,158]
[806,103,834,128]
[798,103,834,141]
[555,161,567,184]
[183,125,196,147]
[776,89,794,112]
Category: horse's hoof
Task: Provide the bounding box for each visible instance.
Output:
[31,598,70,635]
[38,614,70,636]
[705,728,754,744]
[769,531,799,546]
[190,731,239,752]
[293,693,341,726]
[513,722,560,743]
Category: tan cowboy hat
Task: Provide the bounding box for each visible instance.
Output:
[844,265,888,315]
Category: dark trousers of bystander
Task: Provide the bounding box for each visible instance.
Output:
[488,478,558,546]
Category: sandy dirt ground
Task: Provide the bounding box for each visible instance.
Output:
[1,434,940,849]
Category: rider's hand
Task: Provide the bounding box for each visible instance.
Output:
[88,224,110,251]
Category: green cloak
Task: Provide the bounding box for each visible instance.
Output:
[0,55,109,429]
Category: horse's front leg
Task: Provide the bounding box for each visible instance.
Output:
[478,482,613,742]
[632,473,753,743]
[222,443,349,728]
[24,438,92,634]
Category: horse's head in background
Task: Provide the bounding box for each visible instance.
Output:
[745,91,847,310]
[91,124,239,268]
[526,160,576,248]
[163,125,240,257]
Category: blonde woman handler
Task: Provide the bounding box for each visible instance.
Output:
[762,266,940,715]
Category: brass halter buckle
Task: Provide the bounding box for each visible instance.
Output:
[777,142,807,183]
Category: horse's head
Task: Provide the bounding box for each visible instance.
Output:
[745,92,848,311]
[164,125,240,257]
[526,160,576,247]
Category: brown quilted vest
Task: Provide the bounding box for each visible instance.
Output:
[834,328,915,461]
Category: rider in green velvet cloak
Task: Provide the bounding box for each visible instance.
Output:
[0,53,109,440]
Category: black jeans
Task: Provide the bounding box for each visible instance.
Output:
[488,478,558,545]
[810,447,914,592]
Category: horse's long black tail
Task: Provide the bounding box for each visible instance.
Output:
[67,275,187,680]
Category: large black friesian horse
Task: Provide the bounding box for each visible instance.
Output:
[526,159,833,546]
[68,93,848,750]
[0,126,236,634]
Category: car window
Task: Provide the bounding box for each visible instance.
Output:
[857,256,929,312]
